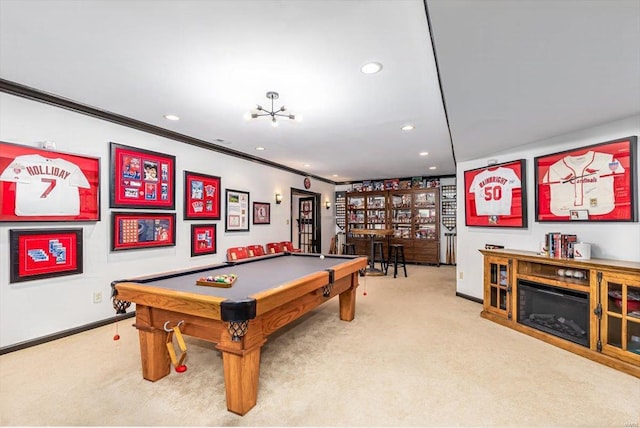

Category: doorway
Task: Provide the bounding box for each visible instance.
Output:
[291,188,321,253]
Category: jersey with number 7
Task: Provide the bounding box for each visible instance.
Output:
[469,167,521,216]
[0,154,90,216]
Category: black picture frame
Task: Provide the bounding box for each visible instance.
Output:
[225,189,250,232]
[10,228,83,283]
[253,202,271,225]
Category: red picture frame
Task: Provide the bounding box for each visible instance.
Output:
[109,142,175,209]
[535,136,637,222]
[111,212,176,251]
[190,223,217,257]
[0,141,100,222]
[184,171,221,220]
[10,228,83,283]
[464,159,527,228]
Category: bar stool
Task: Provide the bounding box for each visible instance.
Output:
[386,244,407,278]
[343,243,356,255]
[373,241,386,273]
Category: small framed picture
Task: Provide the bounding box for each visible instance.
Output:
[10,228,83,283]
[225,189,250,232]
[184,171,221,220]
[190,223,216,257]
[569,209,589,221]
[111,212,176,251]
[253,202,270,225]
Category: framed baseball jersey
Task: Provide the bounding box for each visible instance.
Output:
[0,141,100,222]
[464,159,527,228]
[535,136,637,222]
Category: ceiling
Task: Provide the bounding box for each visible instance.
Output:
[1,0,638,184]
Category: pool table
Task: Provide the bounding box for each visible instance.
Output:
[111,252,367,415]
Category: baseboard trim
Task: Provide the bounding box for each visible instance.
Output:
[456,292,483,304]
[0,312,135,355]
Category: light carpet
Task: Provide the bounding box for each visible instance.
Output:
[1,265,638,426]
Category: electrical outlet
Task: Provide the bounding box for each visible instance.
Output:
[459,271,463,280]
[93,291,102,304]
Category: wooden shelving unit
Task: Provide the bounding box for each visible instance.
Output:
[346,188,440,265]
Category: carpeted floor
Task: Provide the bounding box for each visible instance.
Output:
[1,265,638,426]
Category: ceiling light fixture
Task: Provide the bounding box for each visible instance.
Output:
[401,124,415,131]
[419,152,429,156]
[256,147,265,151]
[361,62,383,74]
[250,91,296,127]
[164,114,180,121]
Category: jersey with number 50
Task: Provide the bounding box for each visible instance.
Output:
[469,167,521,216]
[0,154,90,216]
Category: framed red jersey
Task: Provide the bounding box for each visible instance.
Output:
[464,159,527,228]
[535,136,637,222]
[0,141,100,222]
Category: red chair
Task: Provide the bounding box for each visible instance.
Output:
[266,242,285,254]
[226,246,249,261]
[280,241,302,253]
[247,244,266,257]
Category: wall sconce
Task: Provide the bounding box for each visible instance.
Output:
[325,201,331,210]
[275,193,282,204]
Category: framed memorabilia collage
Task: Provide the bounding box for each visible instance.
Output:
[190,224,216,257]
[225,189,250,232]
[9,228,83,283]
[535,136,637,222]
[0,141,100,222]
[109,142,176,210]
[184,171,221,220]
[464,159,527,228]
[111,212,176,251]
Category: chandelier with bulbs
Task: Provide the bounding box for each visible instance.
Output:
[250,91,297,127]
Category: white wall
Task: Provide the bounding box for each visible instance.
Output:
[456,116,640,299]
[0,93,336,348]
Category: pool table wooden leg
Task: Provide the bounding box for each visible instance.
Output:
[134,305,171,381]
[216,319,267,416]
[338,273,358,321]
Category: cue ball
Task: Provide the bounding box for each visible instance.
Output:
[320,255,325,259]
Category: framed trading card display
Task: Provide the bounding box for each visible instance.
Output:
[190,223,217,257]
[111,212,176,251]
[535,136,637,222]
[464,159,527,228]
[253,202,270,225]
[109,142,176,209]
[9,228,83,283]
[0,141,100,222]
[225,189,250,232]
[184,171,221,220]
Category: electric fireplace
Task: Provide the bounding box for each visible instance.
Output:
[517,279,589,347]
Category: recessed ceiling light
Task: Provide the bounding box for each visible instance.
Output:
[332,174,339,177]
[256,147,265,151]
[303,163,311,167]
[164,114,180,121]
[401,124,415,131]
[361,62,383,74]
[419,152,429,156]
[429,166,437,170]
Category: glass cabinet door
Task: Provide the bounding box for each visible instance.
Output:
[485,256,511,318]
[414,190,438,240]
[603,273,640,362]
[346,194,365,236]
[366,193,386,230]
[390,191,412,238]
